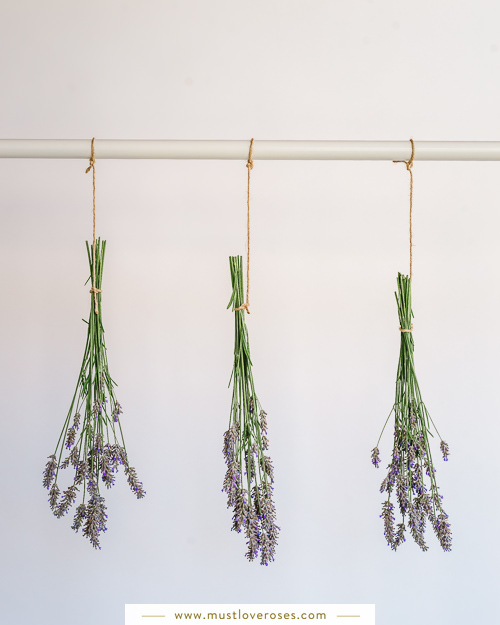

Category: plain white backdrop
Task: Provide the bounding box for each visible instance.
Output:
[1,2,499,624]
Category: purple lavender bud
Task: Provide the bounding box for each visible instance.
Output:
[112,402,123,423]
[107,444,123,472]
[74,460,88,486]
[48,483,60,513]
[371,447,381,468]
[124,465,146,499]
[407,442,417,466]
[440,440,450,462]
[411,463,424,496]
[258,488,279,566]
[92,400,103,419]
[424,457,436,476]
[71,503,86,533]
[87,478,98,498]
[118,446,129,466]
[259,410,268,434]
[396,472,409,514]
[408,500,428,552]
[65,426,76,450]
[223,462,240,507]
[100,446,117,488]
[261,435,269,451]
[249,396,254,414]
[222,423,239,465]
[83,493,108,549]
[231,488,249,533]
[380,501,395,548]
[409,405,417,427]
[393,523,406,549]
[69,445,80,468]
[42,454,58,489]
[94,433,103,455]
[55,485,78,518]
[435,512,452,552]
[261,455,275,483]
[244,505,260,562]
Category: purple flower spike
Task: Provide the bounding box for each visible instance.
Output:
[440,440,450,462]
[371,447,381,468]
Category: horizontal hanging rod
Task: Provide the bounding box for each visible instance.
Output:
[2,140,500,161]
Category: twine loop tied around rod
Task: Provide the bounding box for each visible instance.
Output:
[85,137,100,314]
[235,138,254,314]
[393,138,415,281]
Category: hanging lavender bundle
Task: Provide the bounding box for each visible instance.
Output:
[42,239,145,549]
[222,256,279,565]
[371,273,451,552]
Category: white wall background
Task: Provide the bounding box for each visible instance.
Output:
[1,1,499,624]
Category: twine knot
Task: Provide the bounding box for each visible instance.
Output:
[246,138,254,170]
[399,325,414,333]
[234,303,250,314]
[89,287,102,295]
[393,138,415,170]
[85,137,96,173]
[85,157,95,174]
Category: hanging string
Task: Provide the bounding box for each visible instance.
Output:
[85,137,101,314]
[393,138,415,281]
[235,138,254,314]
[394,139,415,334]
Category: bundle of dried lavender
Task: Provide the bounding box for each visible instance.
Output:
[42,239,145,549]
[222,256,279,565]
[371,273,451,552]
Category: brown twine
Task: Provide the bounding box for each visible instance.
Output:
[85,137,101,314]
[399,325,414,333]
[234,138,254,314]
[393,138,415,281]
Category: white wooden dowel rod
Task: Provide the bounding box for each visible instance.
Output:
[2,140,500,161]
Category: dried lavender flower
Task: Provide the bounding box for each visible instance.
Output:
[371,447,381,468]
[112,402,123,423]
[71,503,86,532]
[56,485,79,518]
[42,239,145,548]
[222,256,279,564]
[83,493,108,549]
[440,440,450,461]
[42,455,57,489]
[261,455,275,483]
[49,484,60,512]
[435,512,452,552]
[231,488,249,533]
[380,501,395,548]
[259,410,268,434]
[257,487,279,566]
[124,465,146,499]
[372,274,452,552]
